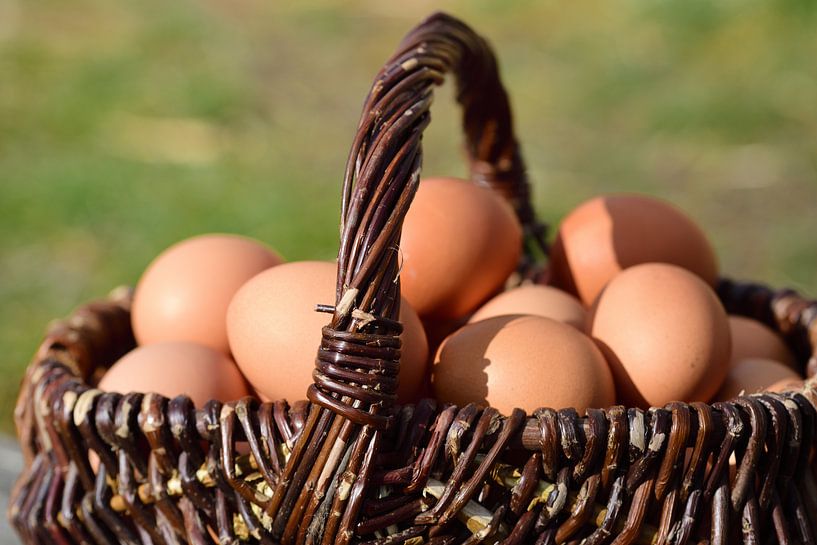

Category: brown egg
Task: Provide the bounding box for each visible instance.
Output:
[766,378,805,393]
[468,285,587,330]
[550,194,718,305]
[132,234,283,354]
[98,342,250,405]
[728,316,796,370]
[227,261,429,404]
[591,263,731,407]
[400,177,522,320]
[432,315,615,414]
[716,358,801,401]
[398,303,430,402]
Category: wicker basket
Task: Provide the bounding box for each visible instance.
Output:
[9,12,817,545]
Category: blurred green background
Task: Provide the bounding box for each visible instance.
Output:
[2,0,816,433]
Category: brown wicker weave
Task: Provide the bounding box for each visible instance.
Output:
[9,12,817,545]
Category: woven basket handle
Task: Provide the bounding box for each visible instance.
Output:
[307,12,540,426]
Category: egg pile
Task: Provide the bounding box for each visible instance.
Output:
[98,178,804,415]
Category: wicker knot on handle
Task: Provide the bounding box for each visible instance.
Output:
[306,12,542,429]
[309,322,403,430]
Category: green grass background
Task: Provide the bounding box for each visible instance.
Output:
[2,0,816,433]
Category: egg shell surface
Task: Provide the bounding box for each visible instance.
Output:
[227,261,428,404]
[399,177,522,320]
[591,263,731,407]
[132,234,283,354]
[728,316,796,370]
[98,341,250,406]
[468,284,587,330]
[550,194,718,305]
[432,315,615,414]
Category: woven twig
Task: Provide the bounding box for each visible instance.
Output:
[9,11,817,545]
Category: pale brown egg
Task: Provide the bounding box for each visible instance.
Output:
[227,261,429,404]
[591,263,731,407]
[399,177,522,320]
[132,234,283,354]
[468,285,586,330]
[728,316,796,370]
[766,378,805,393]
[98,342,250,406]
[715,358,801,401]
[549,194,718,305]
[431,315,615,414]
